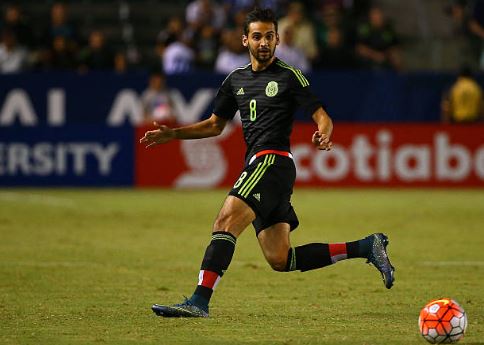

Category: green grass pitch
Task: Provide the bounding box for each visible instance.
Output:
[0,189,483,345]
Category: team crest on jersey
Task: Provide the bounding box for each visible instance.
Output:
[265,81,278,97]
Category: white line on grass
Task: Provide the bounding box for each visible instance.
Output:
[422,261,484,267]
[0,261,98,267]
[0,191,76,208]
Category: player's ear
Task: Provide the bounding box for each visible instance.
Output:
[242,35,248,47]
[276,33,280,46]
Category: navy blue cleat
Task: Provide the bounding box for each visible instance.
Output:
[152,298,209,318]
[366,233,395,289]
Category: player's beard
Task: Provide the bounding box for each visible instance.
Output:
[248,44,276,63]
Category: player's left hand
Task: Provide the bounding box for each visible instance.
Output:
[312,131,333,151]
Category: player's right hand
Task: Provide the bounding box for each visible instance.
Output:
[139,122,175,148]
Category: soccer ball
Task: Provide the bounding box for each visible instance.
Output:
[418,298,468,344]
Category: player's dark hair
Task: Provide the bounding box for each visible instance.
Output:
[244,7,278,36]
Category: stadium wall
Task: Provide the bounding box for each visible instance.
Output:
[1,72,483,187]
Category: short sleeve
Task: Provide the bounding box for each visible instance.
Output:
[213,75,238,120]
[288,70,323,115]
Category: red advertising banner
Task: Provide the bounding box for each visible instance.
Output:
[135,124,484,187]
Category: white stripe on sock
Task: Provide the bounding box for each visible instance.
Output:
[331,253,348,264]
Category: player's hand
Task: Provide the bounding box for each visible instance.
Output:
[312,131,333,151]
[139,122,175,148]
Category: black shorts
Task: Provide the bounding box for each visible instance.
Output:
[228,152,299,236]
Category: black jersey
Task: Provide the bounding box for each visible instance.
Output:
[213,58,321,161]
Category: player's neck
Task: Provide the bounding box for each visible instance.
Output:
[250,56,276,72]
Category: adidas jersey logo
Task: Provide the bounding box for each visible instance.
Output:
[253,193,261,202]
[236,87,245,95]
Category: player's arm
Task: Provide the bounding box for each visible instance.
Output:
[139,114,228,148]
[311,107,333,151]
[288,68,333,151]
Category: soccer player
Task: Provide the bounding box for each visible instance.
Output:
[140,8,395,318]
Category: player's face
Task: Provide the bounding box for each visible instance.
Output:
[243,21,279,63]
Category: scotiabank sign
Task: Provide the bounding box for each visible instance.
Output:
[292,124,483,187]
[136,124,484,187]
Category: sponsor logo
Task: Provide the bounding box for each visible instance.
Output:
[0,142,119,176]
[292,130,484,183]
[0,88,217,127]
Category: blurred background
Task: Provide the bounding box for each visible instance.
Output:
[0,0,483,188]
[2,0,484,73]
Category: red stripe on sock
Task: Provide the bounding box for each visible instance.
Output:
[329,243,347,258]
[199,270,220,289]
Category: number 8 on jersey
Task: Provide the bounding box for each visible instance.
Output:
[249,99,257,121]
